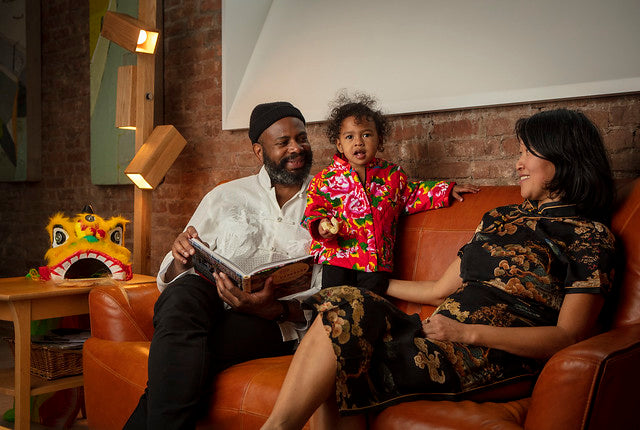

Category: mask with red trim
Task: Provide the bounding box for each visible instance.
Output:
[38,206,132,281]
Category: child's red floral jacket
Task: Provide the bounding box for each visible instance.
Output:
[303,154,454,273]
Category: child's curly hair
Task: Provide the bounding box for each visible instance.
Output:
[325,91,390,152]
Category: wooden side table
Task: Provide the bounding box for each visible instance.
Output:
[0,274,156,430]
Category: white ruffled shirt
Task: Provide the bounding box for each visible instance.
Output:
[157,166,321,342]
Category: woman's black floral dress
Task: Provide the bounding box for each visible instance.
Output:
[305,200,616,415]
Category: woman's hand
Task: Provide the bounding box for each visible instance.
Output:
[420,293,606,360]
[422,314,469,343]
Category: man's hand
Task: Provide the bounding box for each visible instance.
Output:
[165,226,209,282]
[318,217,342,239]
[213,272,282,319]
[450,183,480,202]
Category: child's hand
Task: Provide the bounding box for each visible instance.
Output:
[451,183,480,202]
[318,217,342,239]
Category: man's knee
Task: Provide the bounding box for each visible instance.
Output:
[153,275,221,328]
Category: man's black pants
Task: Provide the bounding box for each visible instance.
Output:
[123,275,296,429]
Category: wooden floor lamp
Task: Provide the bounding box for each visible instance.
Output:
[101,0,185,275]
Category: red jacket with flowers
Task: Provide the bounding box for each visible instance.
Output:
[303,154,454,273]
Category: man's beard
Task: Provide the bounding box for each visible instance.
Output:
[263,149,313,186]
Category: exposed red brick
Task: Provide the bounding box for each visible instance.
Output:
[610,151,640,176]
[581,107,610,131]
[427,140,447,160]
[502,136,520,157]
[610,104,640,127]
[482,116,513,136]
[603,128,634,153]
[421,161,471,179]
[472,160,518,182]
[431,118,480,140]
[446,139,490,159]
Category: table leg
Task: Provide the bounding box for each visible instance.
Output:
[10,301,31,430]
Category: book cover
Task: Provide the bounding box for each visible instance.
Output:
[189,238,314,298]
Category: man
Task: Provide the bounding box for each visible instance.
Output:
[124,102,321,429]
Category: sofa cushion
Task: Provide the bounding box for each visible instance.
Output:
[209,355,310,429]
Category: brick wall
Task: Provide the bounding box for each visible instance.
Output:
[0,0,637,277]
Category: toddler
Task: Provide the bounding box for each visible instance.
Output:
[303,92,478,295]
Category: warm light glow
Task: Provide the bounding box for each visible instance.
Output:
[101,11,159,55]
[137,30,148,45]
[118,126,137,130]
[125,125,187,190]
[126,173,153,189]
[136,30,159,54]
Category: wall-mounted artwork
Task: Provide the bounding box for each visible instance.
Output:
[90,0,137,185]
[0,0,41,181]
[222,0,640,130]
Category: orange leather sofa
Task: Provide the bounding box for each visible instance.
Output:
[83,181,640,429]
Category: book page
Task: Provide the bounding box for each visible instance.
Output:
[244,255,314,297]
[232,254,271,274]
[189,238,245,286]
[248,254,314,275]
[188,238,314,297]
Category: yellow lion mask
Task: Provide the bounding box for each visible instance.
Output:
[38,207,132,281]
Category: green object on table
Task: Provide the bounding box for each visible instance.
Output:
[2,402,14,422]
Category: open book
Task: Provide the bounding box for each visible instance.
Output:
[189,238,314,298]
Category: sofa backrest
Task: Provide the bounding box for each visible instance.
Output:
[610,179,640,328]
[393,186,523,318]
[393,180,640,327]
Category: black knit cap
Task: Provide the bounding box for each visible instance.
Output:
[248,101,306,143]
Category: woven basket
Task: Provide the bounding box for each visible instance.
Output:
[6,339,83,380]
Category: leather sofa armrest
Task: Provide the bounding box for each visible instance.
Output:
[88,284,160,342]
[525,323,640,430]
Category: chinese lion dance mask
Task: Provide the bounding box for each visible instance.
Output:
[38,207,132,281]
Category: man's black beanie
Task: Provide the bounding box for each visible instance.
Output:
[248,101,306,143]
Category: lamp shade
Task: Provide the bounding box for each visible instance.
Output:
[101,11,159,54]
[125,125,187,189]
[115,65,136,129]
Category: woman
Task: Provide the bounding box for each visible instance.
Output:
[258,108,616,430]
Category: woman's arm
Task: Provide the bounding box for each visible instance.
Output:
[424,292,605,360]
[387,258,463,305]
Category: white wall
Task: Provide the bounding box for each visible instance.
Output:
[222,0,640,130]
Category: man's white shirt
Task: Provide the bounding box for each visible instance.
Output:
[157,166,321,341]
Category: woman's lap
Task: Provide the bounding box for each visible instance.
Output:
[306,285,539,415]
[305,286,461,414]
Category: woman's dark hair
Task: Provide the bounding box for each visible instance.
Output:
[515,108,614,223]
[325,91,389,152]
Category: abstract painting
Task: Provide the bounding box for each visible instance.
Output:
[0,0,40,181]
